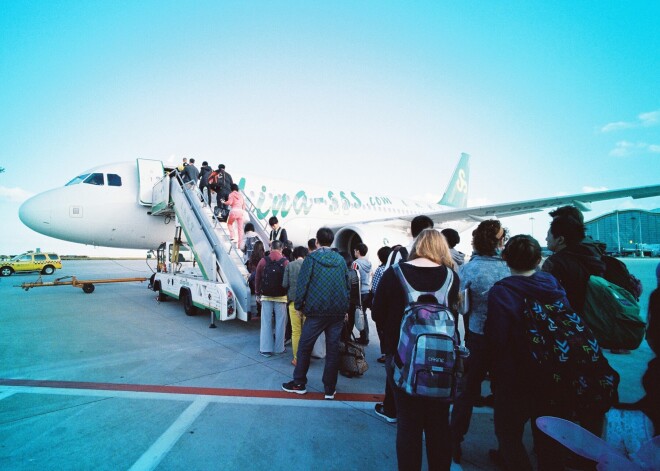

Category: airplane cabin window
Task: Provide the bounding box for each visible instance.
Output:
[65,174,90,186]
[108,174,122,186]
[84,173,104,185]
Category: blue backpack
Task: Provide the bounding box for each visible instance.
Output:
[244,236,258,260]
[392,264,463,400]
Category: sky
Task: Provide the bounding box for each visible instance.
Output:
[1,1,659,257]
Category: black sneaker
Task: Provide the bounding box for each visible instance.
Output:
[282,381,307,395]
[324,390,336,400]
[374,403,397,423]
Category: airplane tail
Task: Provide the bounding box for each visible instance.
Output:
[438,153,470,208]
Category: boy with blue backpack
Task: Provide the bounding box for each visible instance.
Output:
[487,235,619,471]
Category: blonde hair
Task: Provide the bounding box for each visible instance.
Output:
[409,229,455,269]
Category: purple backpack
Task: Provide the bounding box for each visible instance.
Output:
[392,264,464,400]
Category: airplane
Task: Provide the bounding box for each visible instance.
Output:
[18,154,660,257]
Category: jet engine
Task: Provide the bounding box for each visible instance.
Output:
[333,223,410,257]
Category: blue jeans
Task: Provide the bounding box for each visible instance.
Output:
[387,358,452,471]
[293,315,344,395]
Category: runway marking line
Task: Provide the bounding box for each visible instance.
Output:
[0,378,384,403]
[128,398,210,471]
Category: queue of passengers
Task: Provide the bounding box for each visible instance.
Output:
[169,161,656,470]
[175,157,234,211]
[259,210,656,471]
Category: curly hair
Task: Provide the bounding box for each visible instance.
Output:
[471,220,507,256]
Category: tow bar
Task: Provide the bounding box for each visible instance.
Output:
[18,275,148,294]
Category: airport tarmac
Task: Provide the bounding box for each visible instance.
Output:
[1,258,657,470]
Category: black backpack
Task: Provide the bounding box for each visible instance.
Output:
[522,297,619,414]
[260,257,287,297]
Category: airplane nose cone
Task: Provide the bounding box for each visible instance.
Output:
[19,193,52,235]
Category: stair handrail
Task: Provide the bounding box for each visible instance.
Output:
[170,170,250,315]
[172,170,242,272]
[241,189,271,247]
[187,183,245,260]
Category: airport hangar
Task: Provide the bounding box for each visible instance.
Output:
[585,208,660,256]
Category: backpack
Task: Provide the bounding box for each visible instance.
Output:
[602,255,643,301]
[391,264,464,400]
[244,236,258,260]
[386,246,409,268]
[581,275,645,350]
[207,172,219,189]
[260,256,287,297]
[522,297,619,414]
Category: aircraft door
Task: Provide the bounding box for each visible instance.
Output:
[137,159,165,206]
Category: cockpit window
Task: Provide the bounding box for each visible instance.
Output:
[108,174,122,186]
[83,173,104,185]
[65,174,90,186]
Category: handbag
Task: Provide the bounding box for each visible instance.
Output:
[458,288,470,315]
[339,325,369,377]
[354,306,365,331]
[312,331,326,359]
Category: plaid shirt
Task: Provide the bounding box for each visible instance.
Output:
[371,266,386,294]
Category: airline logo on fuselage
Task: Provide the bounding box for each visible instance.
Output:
[239,178,429,220]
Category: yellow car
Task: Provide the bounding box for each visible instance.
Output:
[0,252,62,276]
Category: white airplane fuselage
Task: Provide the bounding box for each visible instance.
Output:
[19,157,660,255]
[18,161,459,252]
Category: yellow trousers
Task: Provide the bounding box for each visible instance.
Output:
[288,302,304,360]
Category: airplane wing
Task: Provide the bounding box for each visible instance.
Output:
[427,184,660,224]
[342,184,660,227]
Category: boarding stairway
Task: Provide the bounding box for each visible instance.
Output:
[150,170,269,320]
